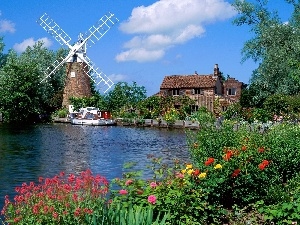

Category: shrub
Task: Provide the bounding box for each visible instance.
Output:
[258,173,300,224]
[163,108,179,125]
[56,108,68,118]
[1,170,109,224]
[188,107,215,126]
[187,121,300,211]
[110,157,223,224]
[1,170,170,225]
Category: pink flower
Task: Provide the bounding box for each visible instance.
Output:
[119,189,128,195]
[150,182,158,188]
[175,172,184,178]
[125,179,133,186]
[53,211,59,219]
[148,195,157,204]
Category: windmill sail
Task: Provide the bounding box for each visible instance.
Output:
[37,12,118,93]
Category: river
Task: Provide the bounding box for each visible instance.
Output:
[0,123,190,211]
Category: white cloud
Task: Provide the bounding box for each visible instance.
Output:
[117,0,236,62]
[13,37,52,53]
[108,73,128,82]
[116,48,165,62]
[0,19,16,33]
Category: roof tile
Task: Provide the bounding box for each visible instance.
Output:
[160,75,217,89]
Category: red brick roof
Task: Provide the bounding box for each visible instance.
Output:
[160,75,217,89]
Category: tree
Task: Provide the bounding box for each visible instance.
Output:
[0,41,67,122]
[0,37,7,68]
[105,82,147,113]
[232,0,300,105]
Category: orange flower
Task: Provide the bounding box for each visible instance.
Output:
[241,145,247,151]
[223,150,234,161]
[258,160,269,170]
[205,157,215,166]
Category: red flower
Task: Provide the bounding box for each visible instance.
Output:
[258,147,265,153]
[232,169,241,177]
[224,150,234,161]
[74,208,81,217]
[193,169,200,176]
[205,157,215,166]
[258,160,269,170]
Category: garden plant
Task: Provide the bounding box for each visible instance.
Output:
[2,118,300,224]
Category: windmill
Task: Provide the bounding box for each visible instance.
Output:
[37,12,118,107]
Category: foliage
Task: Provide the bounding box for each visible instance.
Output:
[105,82,147,114]
[222,103,244,121]
[137,96,161,119]
[0,37,7,69]
[232,0,300,105]
[54,108,68,118]
[1,170,170,225]
[69,94,107,112]
[258,174,300,224]
[162,108,179,125]
[0,41,67,123]
[111,157,219,225]
[187,107,215,126]
[100,204,170,225]
[1,170,109,224]
[263,94,300,121]
[223,103,272,123]
[187,121,300,218]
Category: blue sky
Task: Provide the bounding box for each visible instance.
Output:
[0,0,293,95]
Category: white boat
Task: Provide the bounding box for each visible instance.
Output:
[69,107,116,126]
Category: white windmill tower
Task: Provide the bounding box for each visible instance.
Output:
[37,12,118,107]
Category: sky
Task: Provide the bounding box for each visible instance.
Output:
[0,0,294,96]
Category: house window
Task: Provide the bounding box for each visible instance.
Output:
[172,89,180,96]
[193,88,203,95]
[227,88,236,96]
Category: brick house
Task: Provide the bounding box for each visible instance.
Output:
[158,64,244,113]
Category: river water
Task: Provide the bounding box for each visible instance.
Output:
[0,123,190,211]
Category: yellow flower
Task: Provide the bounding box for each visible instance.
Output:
[186,164,193,169]
[181,169,186,174]
[214,164,222,169]
[187,169,194,175]
[198,172,207,179]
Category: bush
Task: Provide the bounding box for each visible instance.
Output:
[110,157,223,224]
[55,108,68,118]
[1,170,170,225]
[162,108,179,125]
[188,107,216,126]
[187,121,300,221]
[1,170,109,224]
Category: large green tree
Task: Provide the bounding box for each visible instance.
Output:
[232,0,300,106]
[105,81,147,112]
[0,41,67,122]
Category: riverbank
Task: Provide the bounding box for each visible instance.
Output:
[53,117,200,129]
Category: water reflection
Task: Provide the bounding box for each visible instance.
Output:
[0,123,190,210]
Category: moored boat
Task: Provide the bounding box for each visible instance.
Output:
[69,107,116,126]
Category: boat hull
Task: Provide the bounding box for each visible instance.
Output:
[71,118,116,126]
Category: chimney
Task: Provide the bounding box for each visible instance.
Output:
[214,64,219,76]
